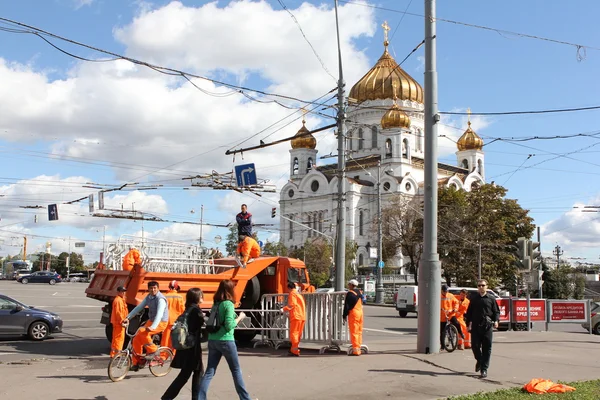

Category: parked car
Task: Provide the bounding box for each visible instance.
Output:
[394,285,418,317]
[12,269,32,280]
[581,302,600,334]
[66,273,88,283]
[0,294,63,340]
[17,271,62,285]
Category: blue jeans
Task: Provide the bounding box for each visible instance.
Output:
[198,340,251,400]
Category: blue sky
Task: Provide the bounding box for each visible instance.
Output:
[0,0,599,265]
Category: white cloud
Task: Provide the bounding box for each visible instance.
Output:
[73,0,94,10]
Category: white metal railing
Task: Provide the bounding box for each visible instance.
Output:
[356,274,415,284]
[103,235,234,274]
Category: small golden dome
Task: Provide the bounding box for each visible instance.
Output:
[457,121,484,151]
[349,39,423,104]
[291,120,317,149]
[381,103,411,129]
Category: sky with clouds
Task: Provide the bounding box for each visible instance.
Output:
[0,0,599,265]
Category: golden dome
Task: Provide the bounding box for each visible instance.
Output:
[381,103,411,129]
[457,121,484,151]
[291,120,317,149]
[349,42,424,104]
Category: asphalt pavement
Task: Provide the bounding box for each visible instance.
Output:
[1,281,598,400]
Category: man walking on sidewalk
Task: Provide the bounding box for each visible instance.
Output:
[465,279,500,379]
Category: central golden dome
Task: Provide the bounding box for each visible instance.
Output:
[291,120,317,149]
[349,42,424,104]
[381,103,411,129]
[457,121,484,151]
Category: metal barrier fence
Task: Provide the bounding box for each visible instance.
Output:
[235,291,365,354]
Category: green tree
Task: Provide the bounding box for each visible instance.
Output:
[543,265,574,299]
[262,240,289,256]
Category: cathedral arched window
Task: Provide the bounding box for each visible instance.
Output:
[402,138,409,158]
[385,139,393,158]
[416,129,423,151]
[289,218,294,240]
[347,130,353,151]
[293,158,299,175]
[318,211,323,232]
[371,126,378,148]
[307,157,313,173]
[460,159,469,169]
[358,253,364,266]
[359,210,364,236]
[358,128,363,150]
[477,159,483,174]
[307,214,312,238]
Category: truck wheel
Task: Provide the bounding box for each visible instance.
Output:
[240,276,261,309]
[594,322,600,335]
[398,311,408,318]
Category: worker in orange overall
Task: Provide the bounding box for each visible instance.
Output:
[343,279,364,356]
[110,285,129,357]
[122,246,141,271]
[237,234,261,267]
[456,289,471,350]
[281,282,306,356]
[440,284,463,349]
[161,280,185,353]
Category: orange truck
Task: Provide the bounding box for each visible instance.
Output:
[85,237,314,343]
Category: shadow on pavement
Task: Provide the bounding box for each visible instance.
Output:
[384,327,418,334]
[0,337,108,358]
[39,374,146,383]
[369,368,469,377]
[56,397,108,400]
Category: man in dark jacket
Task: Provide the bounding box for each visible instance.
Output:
[465,279,500,379]
[236,204,252,237]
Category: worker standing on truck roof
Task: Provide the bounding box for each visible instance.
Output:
[281,282,306,356]
[110,286,128,357]
[457,289,471,350]
[161,280,185,353]
[122,281,168,371]
[236,204,252,237]
[237,235,260,267]
[343,279,364,356]
[122,245,141,271]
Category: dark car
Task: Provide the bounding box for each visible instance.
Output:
[0,294,63,340]
[17,271,62,285]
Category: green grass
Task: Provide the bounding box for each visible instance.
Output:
[447,380,600,400]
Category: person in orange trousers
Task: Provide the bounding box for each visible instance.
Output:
[343,279,364,356]
[440,284,464,349]
[281,282,306,356]
[237,235,261,267]
[123,246,141,271]
[122,281,169,370]
[456,289,471,350]
[110,285,129,357]
[161,280,185,353]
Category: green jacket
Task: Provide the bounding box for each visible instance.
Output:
[208,300,237,341]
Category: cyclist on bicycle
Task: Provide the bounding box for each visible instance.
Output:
[440,284,463,349]
[122,281,169,371]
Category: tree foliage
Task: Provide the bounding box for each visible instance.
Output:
[542,265,583,299]
[262,241,289,257]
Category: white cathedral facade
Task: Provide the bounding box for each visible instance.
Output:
[279,33,485,273]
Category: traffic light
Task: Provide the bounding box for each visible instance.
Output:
[516,237,529,270]
[528,240,541,270]
[271,207,277,218]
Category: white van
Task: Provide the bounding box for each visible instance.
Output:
[394,285,418,317]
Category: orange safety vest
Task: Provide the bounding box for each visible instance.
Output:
[283,290,306,321]
[440,292,458,322]
[111,295,128,326]
[456,297,470,319]
[237,237,261,263]
[164,290,185,325]
[123,249,141,270]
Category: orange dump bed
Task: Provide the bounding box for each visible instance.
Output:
[86,256,282,309]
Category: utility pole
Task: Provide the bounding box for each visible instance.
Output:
[477,242,482,280]
[23,236,27,262]
[537,226,543,298]
[67,236,71,279]
[334,0,347,292]
[553,245,563,268]
[375,160,384,304]
[417,0,442,354]
[200,205,204,247]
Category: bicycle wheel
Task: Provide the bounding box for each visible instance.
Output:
[149,347,173,377]
[108,352,131,382]
[443,324,459,353]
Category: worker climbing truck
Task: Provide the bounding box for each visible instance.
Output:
[85,236,315,344]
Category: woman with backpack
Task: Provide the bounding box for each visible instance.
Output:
[198,279,251,400]
[161,287,205,400]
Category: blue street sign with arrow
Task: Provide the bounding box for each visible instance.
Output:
[235,163,257,187]
[378,261,385,268]
[258,240,264,248]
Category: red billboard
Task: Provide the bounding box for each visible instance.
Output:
[496,298,510,322]
[512,299,546,322]
[549,301,588,323]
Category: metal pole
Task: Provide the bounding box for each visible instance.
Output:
[537,226,542,298]
[200,204,204,247]
[67,236,71,279]
[417,0,442,354]
[526,280,531,331]
[375,160,384,304]
[477,242,482,280]
[334,0,347,292]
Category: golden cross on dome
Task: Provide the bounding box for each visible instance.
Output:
[466,107,472,126]
[382,21,390,45]
[301,107,308,124]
